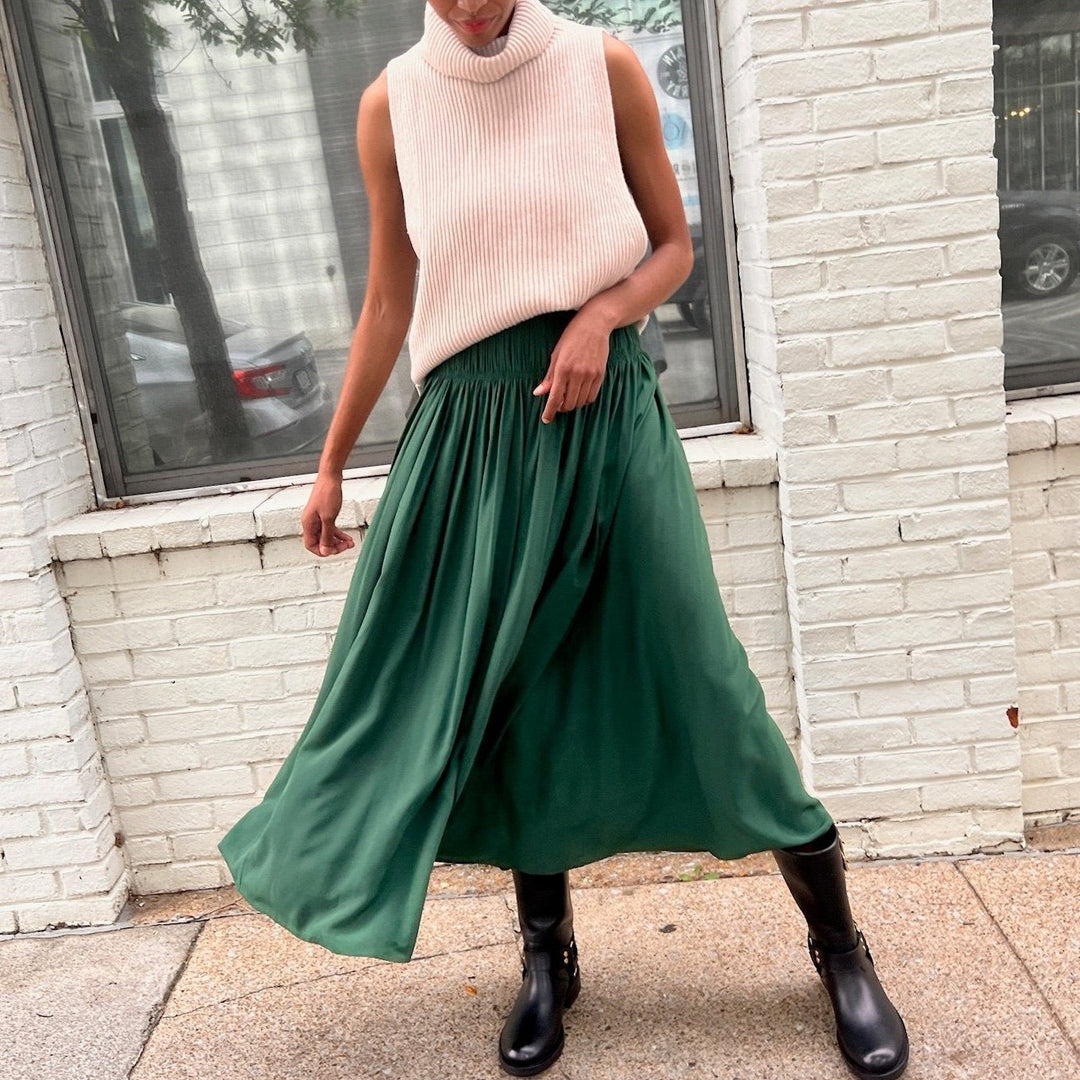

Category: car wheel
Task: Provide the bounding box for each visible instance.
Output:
[677,301,696,328]
[1017,234,1079,298]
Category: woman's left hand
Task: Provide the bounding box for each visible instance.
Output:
[533,308,615,423]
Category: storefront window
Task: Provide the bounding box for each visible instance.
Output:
[4,0,741,498]
[993,1,1080,394]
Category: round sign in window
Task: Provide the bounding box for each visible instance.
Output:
[657,44,689,99]
[662,111,690,149]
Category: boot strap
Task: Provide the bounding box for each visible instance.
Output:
[808,927,872,974]
[520,933,578,980]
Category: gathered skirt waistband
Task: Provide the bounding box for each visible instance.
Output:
[422,310,644,385]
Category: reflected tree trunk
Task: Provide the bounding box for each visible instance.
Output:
[75,0,249,461]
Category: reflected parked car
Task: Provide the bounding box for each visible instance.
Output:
[998,189,1080,300]
[121,301,333,468]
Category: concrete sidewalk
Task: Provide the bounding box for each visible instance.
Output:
[4,827,1078,1080]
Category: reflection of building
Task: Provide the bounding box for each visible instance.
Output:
[91,5,353,352]
[83,49,168,304]
[74,5,703,347]
[994,3,1080,191]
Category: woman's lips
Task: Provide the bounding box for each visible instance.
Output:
[459,16,492,32]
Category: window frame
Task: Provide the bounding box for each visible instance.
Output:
[2,0,750,505]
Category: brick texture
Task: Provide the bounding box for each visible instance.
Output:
[716,0,1023,857]
[1005,403,1080,825]
[5,0,1078,932]
[51,479,793,894]
[0,55,126,935]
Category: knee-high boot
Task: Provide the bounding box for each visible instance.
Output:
[772,824,909,1080]
[498,869,581,1077]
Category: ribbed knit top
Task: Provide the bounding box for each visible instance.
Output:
[470,34,509,57]
[386,0,651,391]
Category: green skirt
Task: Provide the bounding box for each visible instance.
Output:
[217,310,833,962]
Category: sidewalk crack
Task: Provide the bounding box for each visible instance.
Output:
[499,890,519,935]
[127,919,205,1079]
[954,862,1080,1064]
[163,937,515,1019]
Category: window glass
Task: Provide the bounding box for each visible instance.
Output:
[994,1,1080,393]
[13,0,736,496]
[594,1,728,416]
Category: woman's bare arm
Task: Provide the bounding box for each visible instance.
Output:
[318,70,418,480]
[587,31,695,326]
[535,33,694,420]
[303,69,418,556]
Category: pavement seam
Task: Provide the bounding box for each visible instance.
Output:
[953,860,1080,1066]
[126,918,206,1080]
[162,935,517,1019]
[499,889,519,939]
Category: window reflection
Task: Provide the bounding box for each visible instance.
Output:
[22,0,733,494]
[994,1,1080,393]
[607,17,721,411]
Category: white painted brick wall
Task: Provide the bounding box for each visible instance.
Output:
[48,463,795,895]
[44,386,1080,886]
[5,0,1077,928]
[0,56,127,935]
[1005,401,1080,826]
[716,0,1024,858]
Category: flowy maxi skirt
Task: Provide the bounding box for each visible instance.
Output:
[217,309,834,962]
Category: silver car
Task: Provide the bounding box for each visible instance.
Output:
[122,301,333,468]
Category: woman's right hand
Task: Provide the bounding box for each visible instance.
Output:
[302,474,356,557]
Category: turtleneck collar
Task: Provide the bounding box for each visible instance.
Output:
[421,0,558,83]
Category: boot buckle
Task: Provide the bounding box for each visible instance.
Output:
[857,927,873,964]
[808,927,872,974]
[519,933,579,981]
[564,934,580,979]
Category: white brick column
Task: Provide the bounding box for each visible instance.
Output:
[715,0,1024,855]
[0,55,128,931]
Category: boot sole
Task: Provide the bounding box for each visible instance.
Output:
[497,971,581,1077]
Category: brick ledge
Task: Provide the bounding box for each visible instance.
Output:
[46,433,778,561]
[1005,393,1080,454]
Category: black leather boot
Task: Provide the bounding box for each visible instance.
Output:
[773,824,909,1080]
[498,869,581,1076]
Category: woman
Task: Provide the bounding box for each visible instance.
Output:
[217,1,909,1077]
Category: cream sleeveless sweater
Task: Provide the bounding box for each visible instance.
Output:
[386,0,651,391]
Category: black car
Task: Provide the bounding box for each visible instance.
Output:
[998,189,1080,300]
